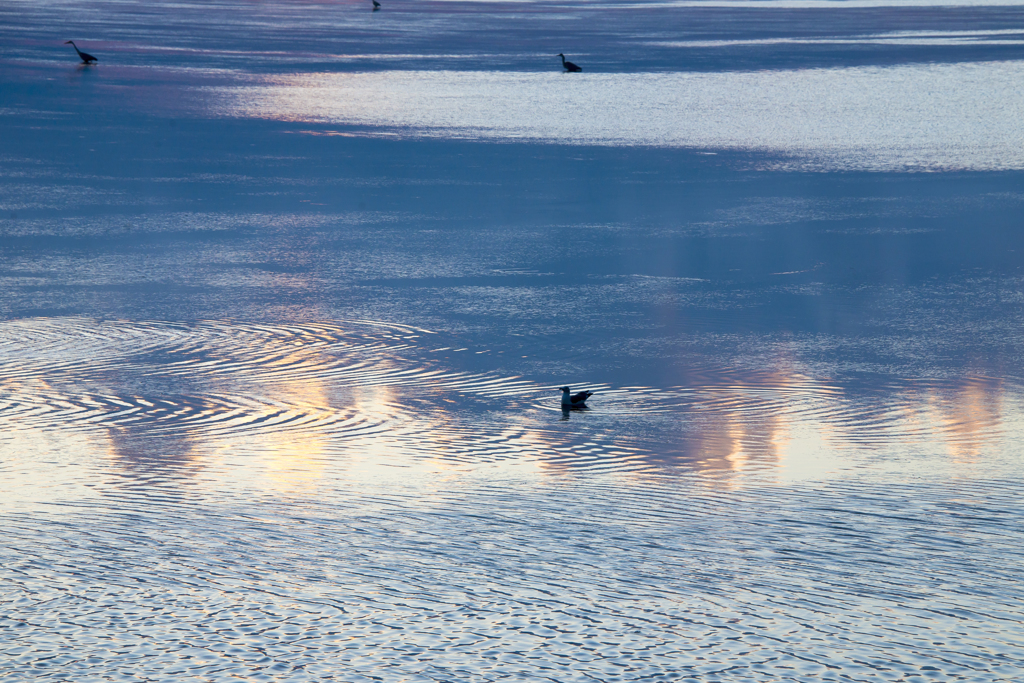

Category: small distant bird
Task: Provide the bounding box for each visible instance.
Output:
[557,53,582,73]
[65,41,97,64]
[560,386,593,410]
[372,0,381,9]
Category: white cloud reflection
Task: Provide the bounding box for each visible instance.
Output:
[207,60,1024,171]
[651,29,1024,48]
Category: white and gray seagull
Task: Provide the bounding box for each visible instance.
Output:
[559,386,594,410]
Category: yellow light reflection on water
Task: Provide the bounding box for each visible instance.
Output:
[2,319,1021,507]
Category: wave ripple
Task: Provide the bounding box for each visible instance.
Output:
[2,317,1024,681]
[2,317,1020,480]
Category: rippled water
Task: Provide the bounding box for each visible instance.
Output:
[211,61,1024,170]
[4,316,1023,679]
[3,0,1024,680]
[3,317,1020,484]
[6,477,1024,681]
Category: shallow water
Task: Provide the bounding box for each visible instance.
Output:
[3,0,1024,680]
[210,62,1024,170]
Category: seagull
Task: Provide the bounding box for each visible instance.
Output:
[372,0,381,9]
[65,41,98,64]
[559,386,593,410]
[557,53,582,73]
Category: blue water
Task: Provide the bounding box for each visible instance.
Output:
[2,1,1024,680]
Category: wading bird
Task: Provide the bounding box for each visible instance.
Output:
[65,41,97,64]
[557,53,582,72]
[560,386,594,410]
[373,0,381,9]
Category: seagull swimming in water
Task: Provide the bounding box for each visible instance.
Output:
[557,53,582,73]
[560,386,593,410]
[65,41,97,64]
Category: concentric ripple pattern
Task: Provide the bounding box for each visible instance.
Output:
[2,317,1021,486]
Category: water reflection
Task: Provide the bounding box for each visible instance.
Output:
[208,62,1024,171]
[653,28,1024,48]
[5,1,1024,678]
[650,0,1024,6]
[105,413,201,483]
[920,376,1005,463]
[1,317,1018,491]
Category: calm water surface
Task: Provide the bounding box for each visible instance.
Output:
[2,0,1024,680]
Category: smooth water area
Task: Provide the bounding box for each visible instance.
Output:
[2,0,1024,680]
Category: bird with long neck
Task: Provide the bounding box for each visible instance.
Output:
[557,53,582,72]
[65,41,97,64]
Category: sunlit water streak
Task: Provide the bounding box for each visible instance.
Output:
[639,0,1024,6]
[652,29,1024,48]
[208,61,1024,171]
[631,0,1024,6]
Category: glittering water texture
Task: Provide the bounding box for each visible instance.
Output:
[4,480,1023,682]
[3,318,1024,680]
[3,0,1024,680]
[2,317,1020,483]
[210,62,1024,171]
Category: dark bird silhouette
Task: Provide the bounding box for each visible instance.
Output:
[372,0,381,9]
[559,386,593,410]
[557,53,582,73]
[65,41,97,64]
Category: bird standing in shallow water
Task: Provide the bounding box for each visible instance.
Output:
[65,41,97,64]
[560,386,593,410]
[557,53,582,72]
[372,0,381,9]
